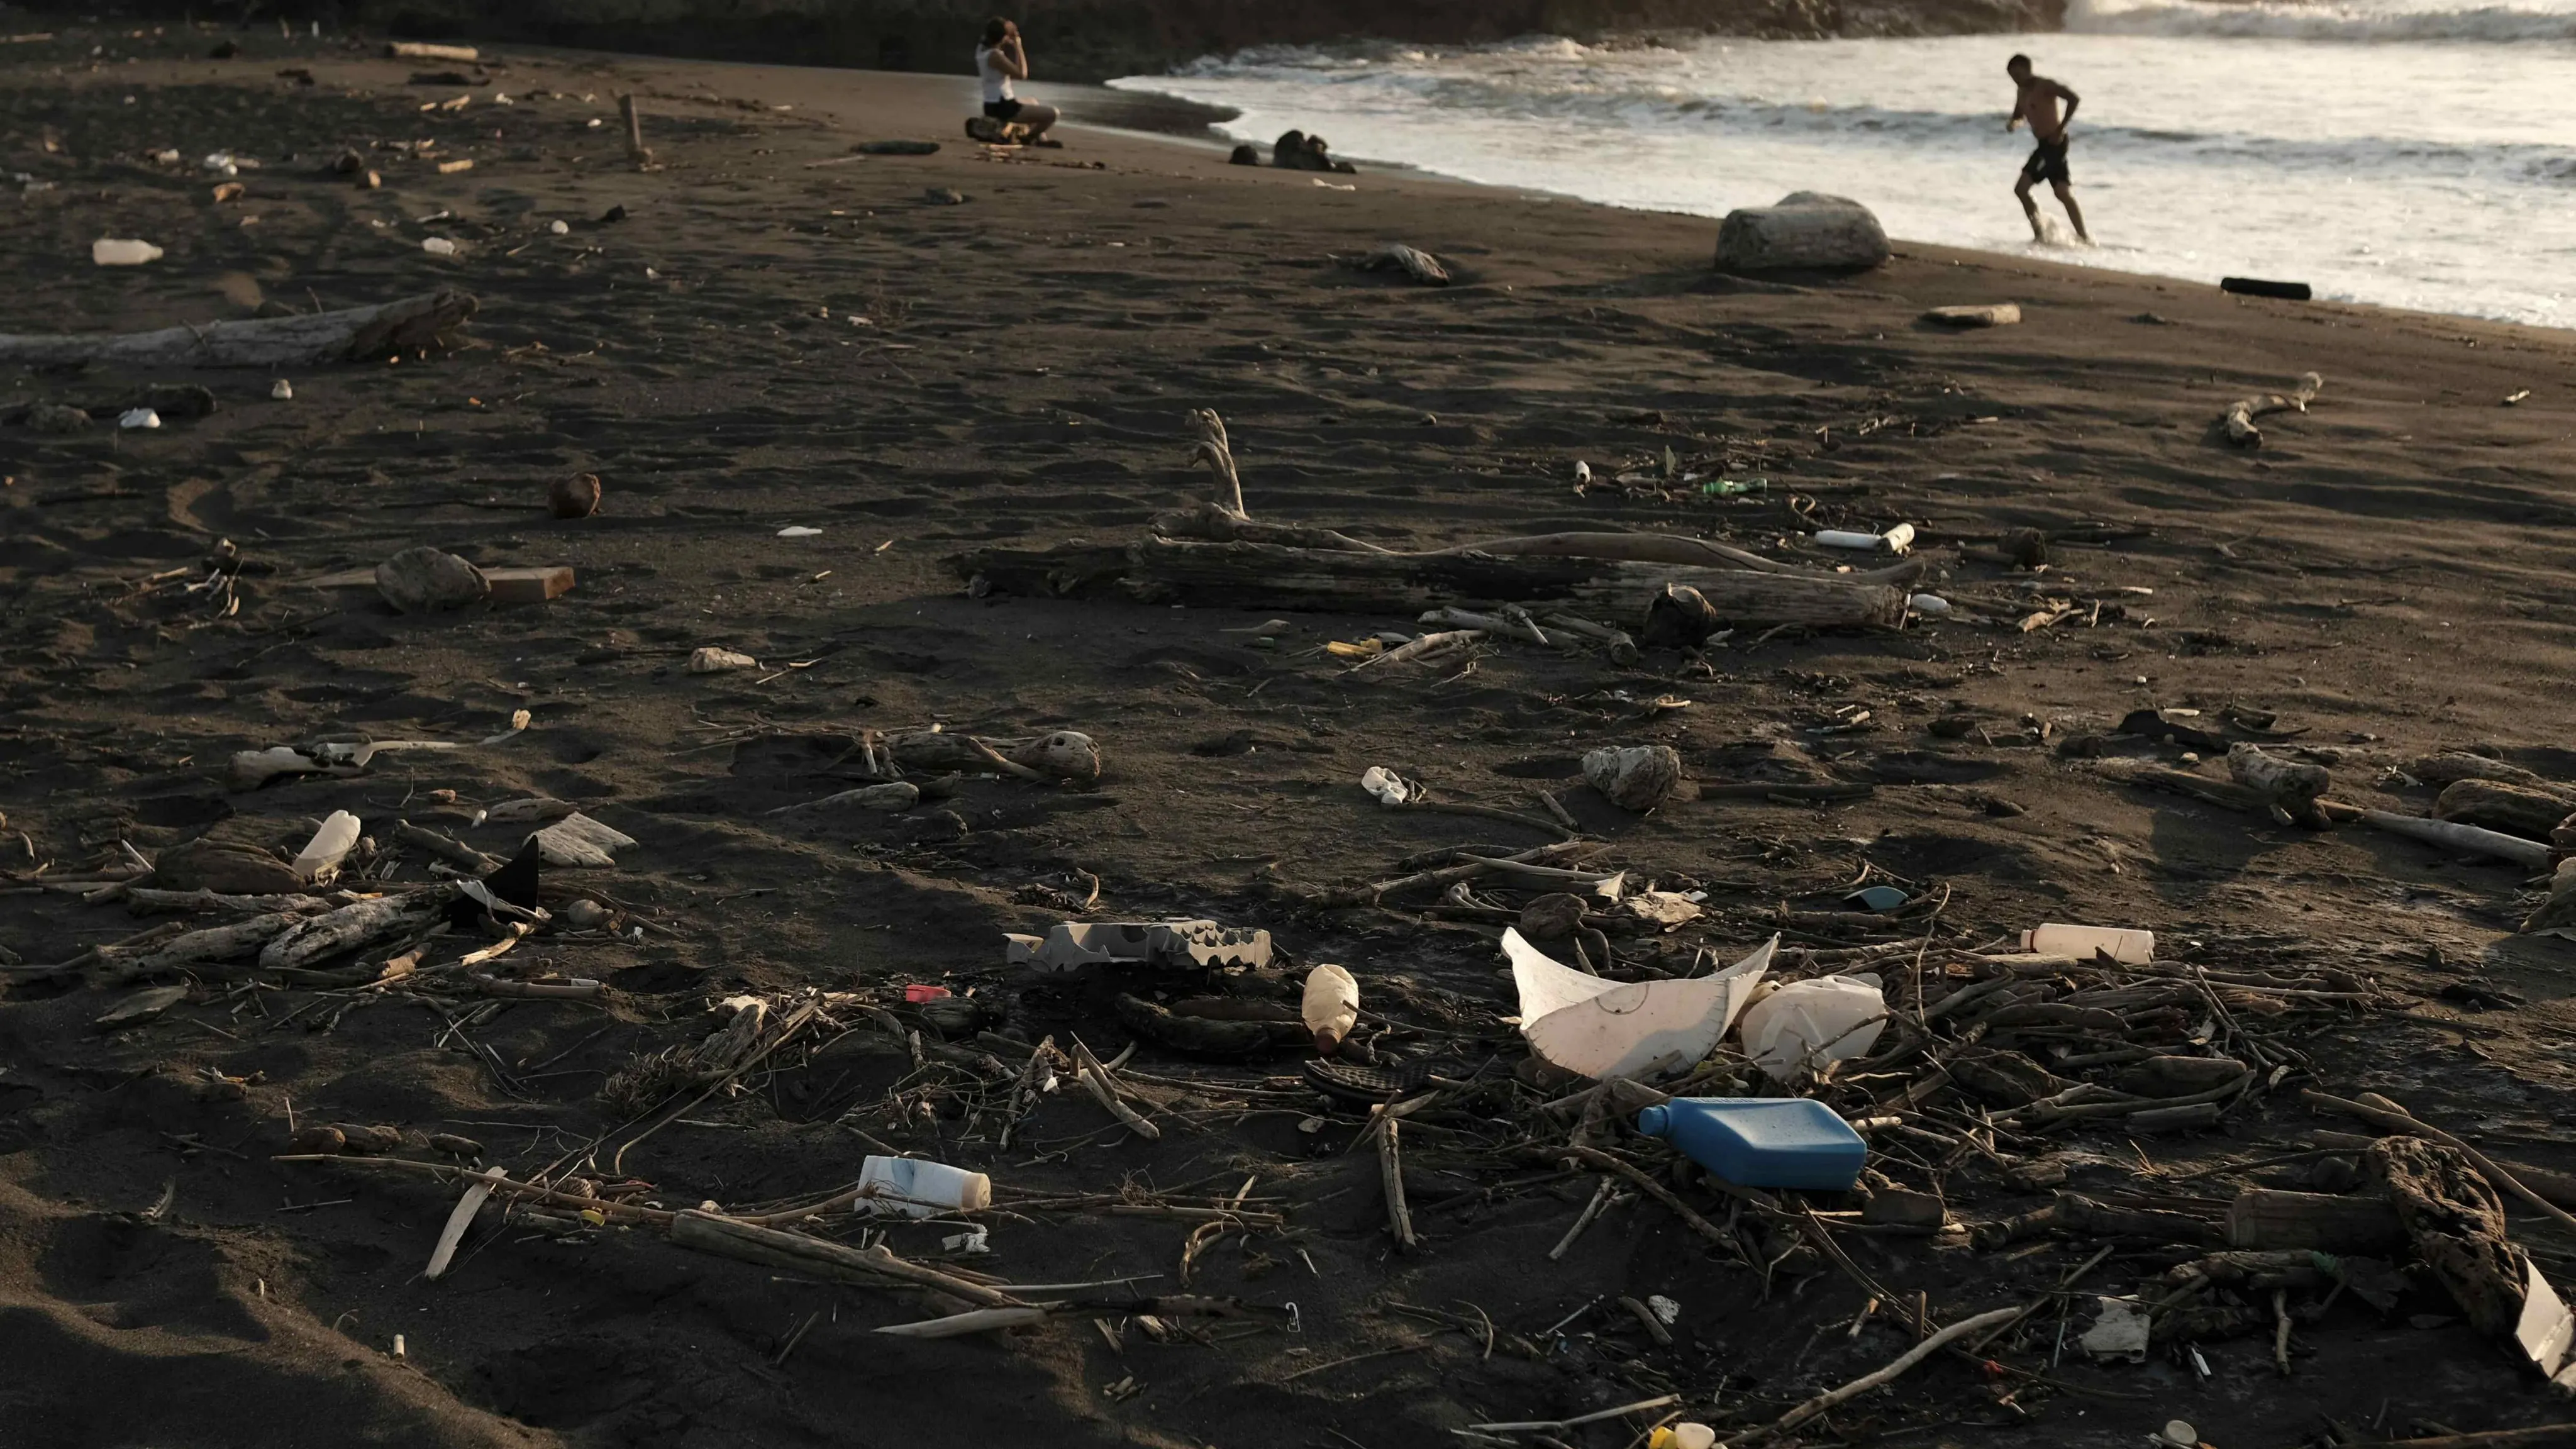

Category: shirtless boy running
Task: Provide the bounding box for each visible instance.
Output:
[2006,53,2089,243]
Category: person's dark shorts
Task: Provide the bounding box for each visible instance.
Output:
[2021,137,2072,187]
[982,99,1023,121]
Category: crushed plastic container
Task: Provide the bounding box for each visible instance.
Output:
[857,1155,991,1217]
[1738,974,1887,1080]
[2023,923,2155,965]
[1635,1097,1867,1191]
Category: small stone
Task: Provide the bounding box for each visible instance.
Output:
[923,187,965,205]
[376,546,489,614]
[549,219,570,235]
[561,898,612,930]
[118,408,162,430]
[1582,745,1684,812]
[904,809,970,843]
[686,647,758,673]
[25,402,89,434]
[549,472,601,519]
[269,379,293,401]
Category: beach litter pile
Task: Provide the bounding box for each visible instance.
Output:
[4,24,2575,1449]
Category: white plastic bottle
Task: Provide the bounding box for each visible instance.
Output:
[92,238,164,266]
[857,1156,991,1218]
[1302,964,1360,1053]
[2023,923,2155,965]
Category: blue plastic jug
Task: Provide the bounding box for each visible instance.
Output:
[1634,1097,1867,1191]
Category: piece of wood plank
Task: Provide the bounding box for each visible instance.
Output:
[957,536,1907,628]
[2223,1188,2404,1252]
[308,564,571,603]
[0,291,475,368]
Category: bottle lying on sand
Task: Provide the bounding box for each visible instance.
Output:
[857,1156,992,1216]
[2021,923,2155,965]
[1633,1097,1867,1191]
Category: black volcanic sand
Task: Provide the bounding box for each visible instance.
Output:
[8,23,2576,1449]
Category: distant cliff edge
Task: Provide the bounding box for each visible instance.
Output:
[91,0,2065,82]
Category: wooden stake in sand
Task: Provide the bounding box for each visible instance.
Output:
[0,291,477,368]
[619,94,652,168]
[425,1165,504,1280]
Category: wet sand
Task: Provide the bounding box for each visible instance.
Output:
[8,23,2576,1449]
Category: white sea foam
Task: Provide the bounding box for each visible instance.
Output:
[2068,0,2576,43]
[1114,26,2576,327]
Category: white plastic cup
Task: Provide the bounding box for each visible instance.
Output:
[857,1155,991,1218]
[2023,923,2155,965]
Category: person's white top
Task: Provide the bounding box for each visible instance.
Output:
[974,45,1014,104]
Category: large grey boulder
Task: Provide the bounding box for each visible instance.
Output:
[1714,192,1890,274]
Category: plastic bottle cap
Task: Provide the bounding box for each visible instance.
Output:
[1635,1104,1669,1136]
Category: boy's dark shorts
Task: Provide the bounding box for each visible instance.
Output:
[2022,138,2072,187]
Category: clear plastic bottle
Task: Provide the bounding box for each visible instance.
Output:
[857,1156,991,1218]
[2023,923,2155,965]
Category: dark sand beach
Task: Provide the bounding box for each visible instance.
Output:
[8,23,2576,1449]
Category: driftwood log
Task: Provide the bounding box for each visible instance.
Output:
[1150,507,1923,586]
[2222,1188,2403,1252]
[957,536,1907,628]
[2370,1137,2527,1340]
[2223,372,2323,448]
[0,291,477,369]
[2413,752,2544,789]
[2228,744,2332,828]
[2362,809,2551,869]
[2435,778,2576,840]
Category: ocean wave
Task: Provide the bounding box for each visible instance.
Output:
[1131,64,2576,182]
[2067,0,2576,42]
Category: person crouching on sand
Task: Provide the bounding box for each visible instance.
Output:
[2005,53,2089,244]
[975,19,1058,143]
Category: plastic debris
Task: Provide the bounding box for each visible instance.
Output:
[1635,1097,1868,1191]
[856,1155,991,1217]
[2079,1297,2152,1362]
[530,812,636,868]
[1738,974,1887,1080]
[1506,928,1776,1081]
[1301,964,1360,1053]
[118,408,162,430]
[2023,923,2155,965]
[269,379,293,400]
[1847,885,1910,912]
[291,810,362,884]
[1359,765,1418,807]
[686,647,758,673]
[92,237,164,265]
[1006,919,1272,973]
[1814,523,1916,553]
[422,236,458,256]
